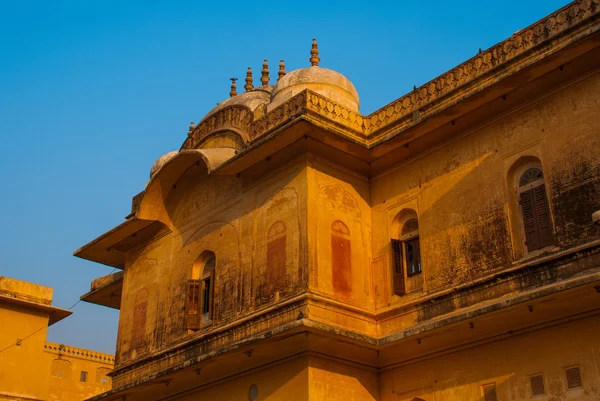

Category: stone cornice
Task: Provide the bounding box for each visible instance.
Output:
[365,0,600,142]
[181,0,600,153]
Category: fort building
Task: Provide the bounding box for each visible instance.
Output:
[76,1,600,400]
[0,276,114,401]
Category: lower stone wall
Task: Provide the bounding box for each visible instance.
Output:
[379,314,600,401]
[178,356,308,401]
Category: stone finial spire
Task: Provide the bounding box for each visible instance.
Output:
[188,122,195,137]
[309,38,320,67]
[261,59,270,86]
[245,67,254,92]
[229,78,238,98]
[278,60,286,82]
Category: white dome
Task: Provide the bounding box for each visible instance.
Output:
[269,66,359,112]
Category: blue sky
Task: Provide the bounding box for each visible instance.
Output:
[0,0,570,354]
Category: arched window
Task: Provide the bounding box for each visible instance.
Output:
[131,288,148,350]
[331,220,352,297]
[186,252,215,330]
[391,211,422,296]
[266,221,287,295]
[517,167,554,252]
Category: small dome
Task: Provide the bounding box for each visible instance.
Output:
[269,66,359,112]
[200,88,272,123]
[150,151,178,178]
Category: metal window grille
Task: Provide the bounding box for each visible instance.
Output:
[530,375,545,396]
[566,367,582,389]
[483,384,498,401]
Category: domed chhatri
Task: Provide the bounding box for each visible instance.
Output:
[269,38,359,112]
[150,151,178,178]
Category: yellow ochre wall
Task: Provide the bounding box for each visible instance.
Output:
[0,277,113,401]
[45,343,113,401]
[115,159,309,365]
[0,304,50,400]
[379,315,600,401]
[370,69,600,315]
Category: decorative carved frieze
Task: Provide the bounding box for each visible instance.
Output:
[185,105,253,150]
[365,0,600,136]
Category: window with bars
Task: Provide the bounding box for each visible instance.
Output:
[482,383,498,401]
[518,168,554,252]
[565,366,582,389]
[530,374,545,396]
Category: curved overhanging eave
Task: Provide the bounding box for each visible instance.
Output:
[74,148,236,269]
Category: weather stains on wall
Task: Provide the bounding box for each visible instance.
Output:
[266,221,287,295]
[131,288,148,350]
[254,186,302,305]
[331,220,352,297]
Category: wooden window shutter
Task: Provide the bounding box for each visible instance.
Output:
[185,279,200,330]
[391,239,405,296]
[520,185,553,252]
[520,189,540,251]
[534,184,554,248]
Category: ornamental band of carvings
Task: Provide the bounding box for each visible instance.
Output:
[182,0,599,150]
[186,105,253,149]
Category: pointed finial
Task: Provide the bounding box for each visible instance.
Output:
[188,122,195,136]
[278,60,286,82]
[261,59,270,86]
[245,67,254,92]
[229,78,238,98]
[309,38,320,67]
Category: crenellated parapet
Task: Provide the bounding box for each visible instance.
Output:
[44,341,115,363]
[365,0,600,139]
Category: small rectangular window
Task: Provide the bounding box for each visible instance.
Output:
[530,374,545,396]
[483,383,498,401]
[80,371,88,382]
[566,366,582,389]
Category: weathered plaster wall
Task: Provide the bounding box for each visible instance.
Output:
[371,70,600,310]
[308,356,378,401]
[178,356,309,401]
[45,343,114,401]
[116,159,309,367]
[307,157,373,311]
[379,315,600,401]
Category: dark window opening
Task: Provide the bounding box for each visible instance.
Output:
[530,375,545,396]
[80,371,88,383]
[483,384,498,401]
[405,237,422,276]
[202,277,211,314]
[566,367,582,389]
